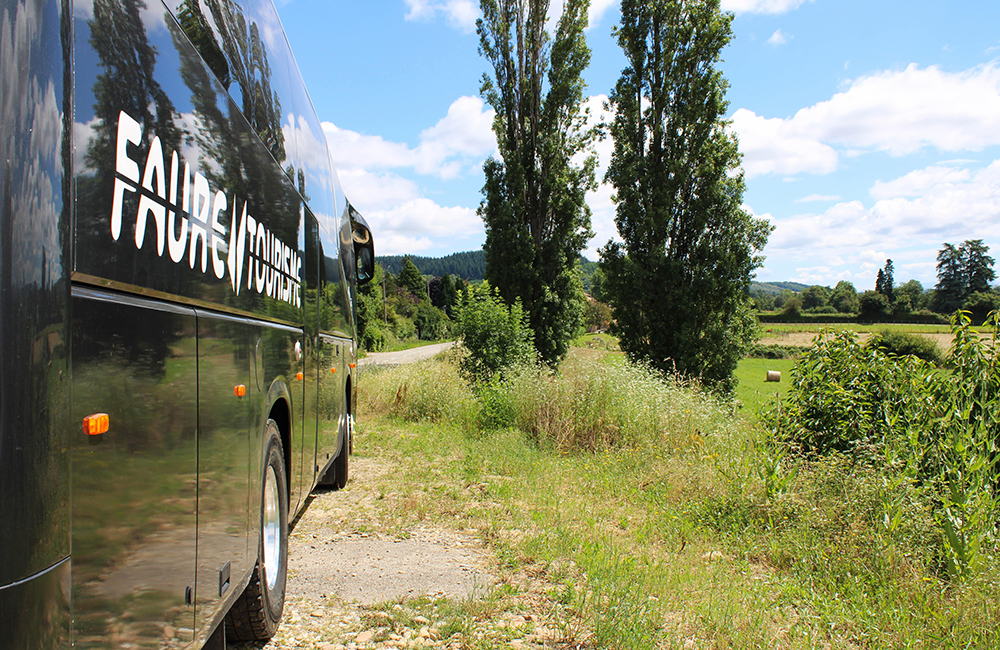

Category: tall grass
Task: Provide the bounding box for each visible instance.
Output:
[501,355,731,453]
[357,339,1000,648]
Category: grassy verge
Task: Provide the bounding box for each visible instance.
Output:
[356,350,1000,649]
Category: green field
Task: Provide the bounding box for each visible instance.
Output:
[733,357,795,416]
[759,321,966,335]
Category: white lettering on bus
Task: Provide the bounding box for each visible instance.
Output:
[110,111,301,308]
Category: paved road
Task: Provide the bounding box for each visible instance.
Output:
[357,341,457,367]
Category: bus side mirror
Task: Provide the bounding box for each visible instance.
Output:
[352,222,374,285]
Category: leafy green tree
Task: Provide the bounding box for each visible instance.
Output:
[830,280,859,314]
[599,0,771,391]
[801,285,830,311]
[357,264,387,351]
[456,282,535,383]
[875,259,895,300]
[589,267,607,303]
[935,243,965,313]
[398,256,426,298]
[750,289,775,312]
[935,241,996,314]
[962,291,1000,324]
[583,298,612,332]
[858,290,890,322]
[962,239,996,294]
[413,302,448,341]
[895,279,925,312]
[476,0,597,367]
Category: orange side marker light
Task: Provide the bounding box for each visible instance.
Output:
[234,384,247,397]
[349,363,356,369]
[330,367,337,373]
[83,413,110,436]
[296,372,304,381]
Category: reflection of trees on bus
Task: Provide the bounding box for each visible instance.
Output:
[76,0,185,376]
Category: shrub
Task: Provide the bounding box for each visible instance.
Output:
[869,329,944,365]
[455,282,535,384]
[767,313,1000,580]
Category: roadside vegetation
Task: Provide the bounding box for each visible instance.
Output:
[355,309,1000,648]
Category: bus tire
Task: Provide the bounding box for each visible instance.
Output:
[226,420,288,641]
[331,412,350,490]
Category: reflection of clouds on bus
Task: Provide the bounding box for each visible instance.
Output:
[73,0,170,34]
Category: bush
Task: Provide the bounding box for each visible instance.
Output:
[455,282,535,384]
[392,315,416,340]
[767,313,1000,580]
[413,302,448,341]
[869,329,943,365]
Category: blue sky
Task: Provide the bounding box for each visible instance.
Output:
[275,0,1000,290]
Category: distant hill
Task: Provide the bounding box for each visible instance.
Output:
[377,250,486,281]
[377,251,806,297]
[751,281,809,295]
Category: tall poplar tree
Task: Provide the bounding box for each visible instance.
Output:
[600,0,771,390]
[477,0,597,367]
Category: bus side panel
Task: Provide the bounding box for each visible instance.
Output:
[193,310,253,642]
[0,0,70,580]
[0,558,70,650]
[0,0,72,645]
[70,289,198,648]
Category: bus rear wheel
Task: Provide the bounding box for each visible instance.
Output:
[226,420,288,641]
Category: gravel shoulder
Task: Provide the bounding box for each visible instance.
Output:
[233,452,576,650]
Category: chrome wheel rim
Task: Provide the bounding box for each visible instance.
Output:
[262,465,281,591]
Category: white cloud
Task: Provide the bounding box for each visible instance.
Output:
[364,198,482,255]
[404,0,479,32]
[721,0,813,14]
[793,63,1000,156]
[588,0,619,28]
[767,29,788,46]
[762,160,1000,286]
[731,108,838,178]
[322,96,494,180]
[869,166,971,201]
[795,194,842,203]
[733,63,1000,178]
[413,96,497,178]
[322,97,495,255]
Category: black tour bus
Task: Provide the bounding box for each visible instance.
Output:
[0,0,375,647]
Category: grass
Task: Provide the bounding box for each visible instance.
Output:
[734,357,795,417]
[356,348,1000,649]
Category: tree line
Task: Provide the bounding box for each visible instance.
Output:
[751,240,998,323]
[376,250,486,281]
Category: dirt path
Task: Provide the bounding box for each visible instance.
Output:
[358,342,458,368]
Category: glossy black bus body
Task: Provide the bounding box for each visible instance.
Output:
[0,1,374,647]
